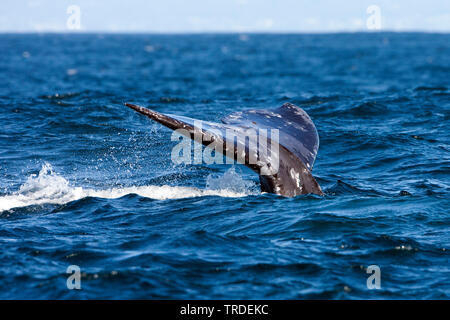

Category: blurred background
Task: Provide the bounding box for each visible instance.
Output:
[1,0,449,33]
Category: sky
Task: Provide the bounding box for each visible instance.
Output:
[1,0,449,33]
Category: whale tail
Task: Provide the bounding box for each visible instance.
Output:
[125,102,323,197]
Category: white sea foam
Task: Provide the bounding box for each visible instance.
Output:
[0,164,251,212]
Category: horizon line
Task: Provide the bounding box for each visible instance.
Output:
[0,30,449,35]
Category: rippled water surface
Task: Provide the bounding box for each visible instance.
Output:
[0,33,449,299]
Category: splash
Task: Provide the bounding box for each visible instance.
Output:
[206,166,256,194]
[0,164,252,212]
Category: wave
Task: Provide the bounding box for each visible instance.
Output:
[0,164,251,212]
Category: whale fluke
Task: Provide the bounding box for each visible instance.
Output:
[125,102,323,197]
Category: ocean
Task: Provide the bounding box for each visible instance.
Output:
[0,33,448,299]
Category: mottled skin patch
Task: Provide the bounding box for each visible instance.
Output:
[125,102,323,197]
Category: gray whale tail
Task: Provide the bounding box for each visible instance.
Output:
[125,102,323,197]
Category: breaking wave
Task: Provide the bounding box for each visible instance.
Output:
[0,164,251,212]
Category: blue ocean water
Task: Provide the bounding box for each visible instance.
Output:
[0,33,448,299]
